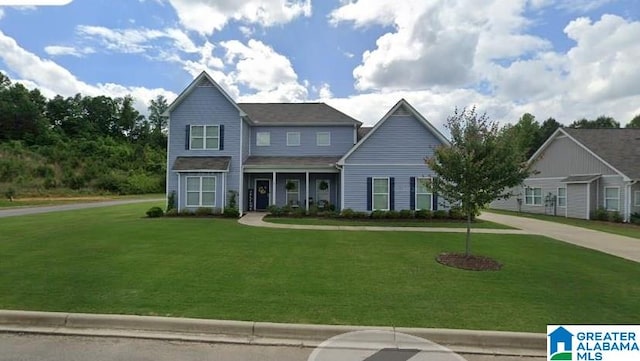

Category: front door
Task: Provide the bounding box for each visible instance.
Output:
[255,179,270,211]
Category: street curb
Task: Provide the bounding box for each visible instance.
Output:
[0,310,546,357]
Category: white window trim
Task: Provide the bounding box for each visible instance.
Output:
[372,177,390,211]
[256,132,270,146]
[557,187,567,208]
[286,132,301,146]
[634,191,640,207]
[317,131,331,146]
[285,179,300,205]
[524,187,542,206]
[415,177,433,211]
[185,176,216,207]
[604,186,620,211]
[190,125,220,150]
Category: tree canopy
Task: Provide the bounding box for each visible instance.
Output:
[426,108,532,256]
[569,116,620,129]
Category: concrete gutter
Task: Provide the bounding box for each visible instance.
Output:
[0,310,545,357]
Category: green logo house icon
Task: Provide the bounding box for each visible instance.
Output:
[549,326,574,360]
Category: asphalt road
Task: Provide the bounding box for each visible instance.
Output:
[0,334,544,361]
[0,199,162,218]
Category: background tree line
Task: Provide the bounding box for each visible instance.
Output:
[0,72,169,196]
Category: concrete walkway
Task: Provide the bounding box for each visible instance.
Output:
[239,212,640,263]
[0,198,163,218]
[478,212,640,263]
[238,212,528,234]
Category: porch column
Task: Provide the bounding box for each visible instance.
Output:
[272,171,277,205]
[305,171,310,213]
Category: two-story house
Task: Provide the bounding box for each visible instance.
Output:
[165,71,449,214]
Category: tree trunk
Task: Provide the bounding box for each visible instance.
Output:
[465,212,472,256]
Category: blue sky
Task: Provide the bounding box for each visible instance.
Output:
[0,0,638,127]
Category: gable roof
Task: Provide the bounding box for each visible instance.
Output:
[238,103,362,126]
[530,127,640,180]
[164,71,245,117]
[357,126,372,141]
[337,99,449,165]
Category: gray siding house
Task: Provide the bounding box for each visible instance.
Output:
[165,71,449,214]
[491,127,640,221]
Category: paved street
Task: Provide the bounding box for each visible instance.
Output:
[0,199,162,218]
[0,334,543,361]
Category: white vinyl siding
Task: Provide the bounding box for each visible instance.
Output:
[190,125,219,150]
[557,187,567,207]
[286,132,301,146]
[256,132,270,146]
[373,177,389,210]
[186,176,216,207]
[635,191,640,207]
[525,187,542,206]
[416,177,432,210]
[316,132,331,146]
[604,187,620,211]
[285,179,300,205]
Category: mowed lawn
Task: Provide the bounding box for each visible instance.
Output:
[1,202,639,333]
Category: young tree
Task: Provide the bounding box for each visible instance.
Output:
[426,108,532,257]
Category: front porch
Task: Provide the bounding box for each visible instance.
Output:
[243,156,341,212]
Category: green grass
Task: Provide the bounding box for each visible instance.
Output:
[1,202,638,333]
[0,193,163,208]
[264,217,515,229]
[487,208,640,239]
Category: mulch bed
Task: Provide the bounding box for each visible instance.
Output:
[436,253,503,271]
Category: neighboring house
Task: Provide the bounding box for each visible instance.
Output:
[491,127,640,221]
[165,71,449,214]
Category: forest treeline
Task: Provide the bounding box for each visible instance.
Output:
[0,72,169,197]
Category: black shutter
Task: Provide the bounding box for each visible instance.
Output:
[389,177,395,211]
[366,177,372,211]
[409,177,416,210]
[185,125,190,150]
[432,177,438,210]
[219,124,224,150]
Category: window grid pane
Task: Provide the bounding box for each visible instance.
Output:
[191,126,203,136]
[417,194,431,210]
[257,132,270,146]
[287,132,300,146]
[317,132,330,146]
[186,178,200,191]
[201,192,215,206]
[205,138,219,149]
[202,177,216,191]
[373,194,388,210]
[373,179,388,193]
[186,192,199,206]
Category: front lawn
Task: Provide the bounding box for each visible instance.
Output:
[1,202,638,332]
[487,209,640,239]
[264,216,515,229]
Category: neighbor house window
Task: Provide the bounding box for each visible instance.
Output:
[604,187,619,211]
[256,132,270,146]
[190,125,219,150]
[416,177,432,210]
[373,177,389,210]
[635,191,640,207]
[557,187,567,207]
[317,132,330,146]
[287,132,301,146]
[186,176,216,207]
[524,187,542,206]
[285,179,300,206]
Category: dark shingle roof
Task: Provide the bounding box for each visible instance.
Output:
[357,126,372,141]
[244,156,341,168]
[238,103,361,126]
[563,128,640,179]
[172,156,231,171]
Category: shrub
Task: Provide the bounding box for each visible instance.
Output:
[291,207,306,218]
[371,210,387,219]
[630,212,640,225]
[386,210,400,219]
[167,191,176,212]
[165,208,179,217]
[146,206,164,218]
[340,208,355,219]
[592,207,609,221]
[448,207,465,220]
[609,211,624,223]
[433,210,448,219]
[195,207,213,216]
[308,205,319,217]
[223,208,240,218]
[4,188,16,202]
[398,209,414,219]
[415,209,433,219]
[178,209,194,217]
[268,205,284,217]
[227,190,238,210]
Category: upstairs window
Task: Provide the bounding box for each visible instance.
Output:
[190,125,219,150]
[287,132,301,146]
[317,132,330,146]
[257,132,270,146]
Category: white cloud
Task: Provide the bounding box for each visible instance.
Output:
[0,8,4,19]
[166,0,311,35]
[77,25,167,54]
[318,83,333,99]
[44,45,95,57]
[0,30,176,113]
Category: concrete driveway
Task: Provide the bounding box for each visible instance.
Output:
[478,212,640,263]
[0,199,163,218]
